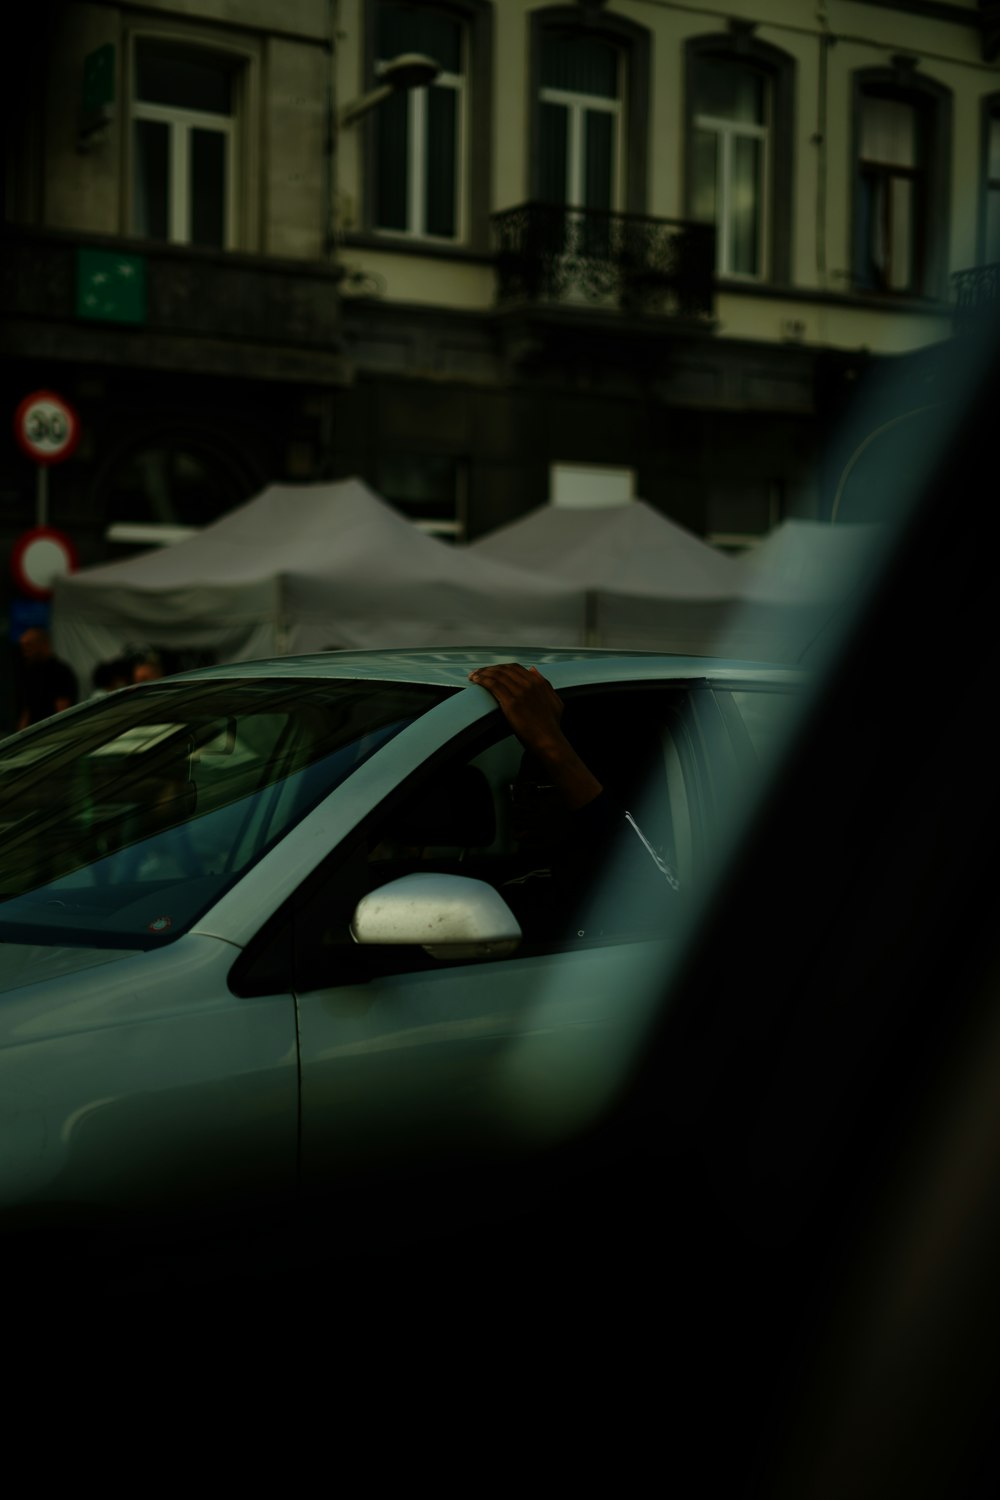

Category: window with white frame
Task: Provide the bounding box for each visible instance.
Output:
[530,10,650,227]
[131,39,239,249]
[857,92,923,293]
[851,67,950,299]
[691,56,770,280]
[684,35,794,286]
[536,28,620,261]
[539,30,623,246]
[374,3,465,241]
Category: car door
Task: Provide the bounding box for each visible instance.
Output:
[0,934,300,1233]
[230,675,780,1213]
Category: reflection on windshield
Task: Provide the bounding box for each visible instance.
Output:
[0,679,451,948]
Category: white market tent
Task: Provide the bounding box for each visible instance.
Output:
[470,500,831,660]
[52,487,869,690]
[470,497,744,597]
[733,518,888,601]
[51,477,584,690]
[728,518,891,662]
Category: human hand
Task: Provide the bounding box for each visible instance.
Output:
[468,662,602,809]
[468,662,564,754]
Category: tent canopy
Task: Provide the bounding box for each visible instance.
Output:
[470,499,838,661]
[52,478,583,691]
[733,518,889,602]
[52,487,864,690]
[470,499,744,599]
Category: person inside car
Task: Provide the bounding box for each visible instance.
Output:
[468,661,681,941]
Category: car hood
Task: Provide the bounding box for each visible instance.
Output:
[0,940,138,998]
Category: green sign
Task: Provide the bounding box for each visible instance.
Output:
[82,45,115,115]
[76,249,146,325]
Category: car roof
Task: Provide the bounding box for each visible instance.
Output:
[156,647,807,691]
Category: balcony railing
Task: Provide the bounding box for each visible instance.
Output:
[492,203,715,320]
[952,262,1000,322]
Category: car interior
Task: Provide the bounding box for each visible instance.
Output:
[301,685,704,978]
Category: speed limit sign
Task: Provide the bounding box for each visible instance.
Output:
[13,390,81,466]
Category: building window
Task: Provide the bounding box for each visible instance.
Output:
[131,39,241,249]
[100,436,259,559]
[550,463,634,508]
[857,93,922,293]
[852,67,951,298]
[373,4,466,241]
[685,34,794,286]
[539,33,622,218]
[981,96,1000,264]
[363,1,493,251]
[690,57,769,279]
[530,7,650,217]
[376,454,466,540]
[705,480,781,553]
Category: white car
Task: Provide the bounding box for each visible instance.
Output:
[0,647,804,1253]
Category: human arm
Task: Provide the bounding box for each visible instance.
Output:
[470,662,680,937]
[467,662,603,810]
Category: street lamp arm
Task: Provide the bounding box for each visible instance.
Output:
[340,81,393,127]
[339,53,441,127]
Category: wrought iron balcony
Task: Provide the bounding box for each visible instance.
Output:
[492,203,716,320]
[952,261,1000,324]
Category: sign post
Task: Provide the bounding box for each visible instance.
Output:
[11,390,81,605]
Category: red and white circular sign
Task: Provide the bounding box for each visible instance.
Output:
[13,390,81,466]
[11,526,79,599]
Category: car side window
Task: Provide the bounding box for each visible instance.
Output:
[282,686,701,991]
[728,687,803,770]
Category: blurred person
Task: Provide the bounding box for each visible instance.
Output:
[89,656,132,700]
[15,628,78,730]
[132,651,164,684]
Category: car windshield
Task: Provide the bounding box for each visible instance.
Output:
[0,678,451,949]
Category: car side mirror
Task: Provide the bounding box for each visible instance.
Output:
[350,872,522,960]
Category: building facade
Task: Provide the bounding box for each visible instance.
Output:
[2,0,998,710]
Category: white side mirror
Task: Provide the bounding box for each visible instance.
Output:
[351,873,522,960]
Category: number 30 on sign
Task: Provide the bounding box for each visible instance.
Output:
[13,390,81,466]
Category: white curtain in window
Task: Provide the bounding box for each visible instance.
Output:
[692,56,769,278]
[861,96,916,167]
